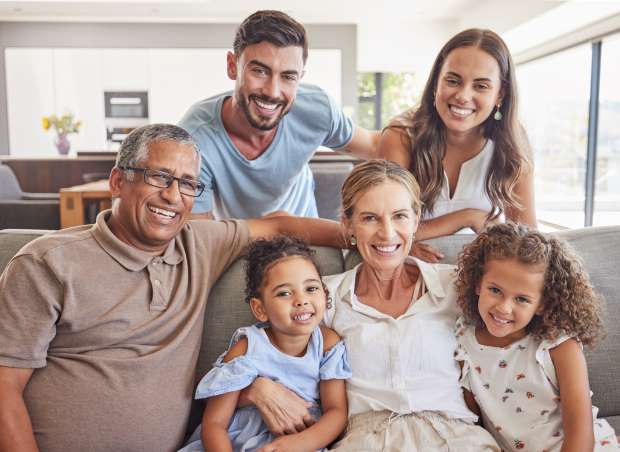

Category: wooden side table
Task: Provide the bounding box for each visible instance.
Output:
[59,180,111,228]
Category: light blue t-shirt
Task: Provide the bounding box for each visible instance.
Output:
[179,84,354,218]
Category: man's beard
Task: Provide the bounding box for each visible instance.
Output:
[239,93,289,131]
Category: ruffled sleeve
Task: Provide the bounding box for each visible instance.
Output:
[194,356,259,399]
[534,333,572,391]
[319,340,352,380]
[454,316,473,392]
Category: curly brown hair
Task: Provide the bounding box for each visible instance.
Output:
[455,222,605,346]
[244,235,323,304]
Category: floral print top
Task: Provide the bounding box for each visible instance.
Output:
[454,318,618,452]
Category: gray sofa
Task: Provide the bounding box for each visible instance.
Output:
[1,225,618,438]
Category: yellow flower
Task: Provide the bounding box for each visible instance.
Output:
[42,117,50,130]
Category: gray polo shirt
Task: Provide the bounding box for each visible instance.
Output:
[0,211,249,452]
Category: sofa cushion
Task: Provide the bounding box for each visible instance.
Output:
[0,230,49,270]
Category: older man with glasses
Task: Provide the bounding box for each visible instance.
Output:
[0,123,346,452]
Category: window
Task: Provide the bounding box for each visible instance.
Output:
[517,44,592,229]
[596,34,620,226]
[357,72,420,130]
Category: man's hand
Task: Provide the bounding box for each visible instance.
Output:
[243,377,314,436]
[411,242,444,263]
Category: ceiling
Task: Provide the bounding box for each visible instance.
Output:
[0,0,478,22]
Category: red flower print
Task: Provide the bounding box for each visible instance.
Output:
[526,392,534,399]
[499,360,507,368]
[514,439,525,449]
[516,373,526,380]
[601,440,610,446]
[475,366,482,374]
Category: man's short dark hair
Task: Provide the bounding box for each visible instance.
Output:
[233,10,308,63]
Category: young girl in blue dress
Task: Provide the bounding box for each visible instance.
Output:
[180,236,351,452]
[454,222,619,451]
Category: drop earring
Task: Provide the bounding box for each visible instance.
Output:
[350,235,357,246]
[493,104,503,121]
[326,296,333,310]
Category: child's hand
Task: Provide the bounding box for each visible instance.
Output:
[257,434,308,452]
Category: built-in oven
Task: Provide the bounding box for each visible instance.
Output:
[104,91,149,149]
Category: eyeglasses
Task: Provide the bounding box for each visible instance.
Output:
[119,166,205,197]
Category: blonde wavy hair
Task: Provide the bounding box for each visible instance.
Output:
[455,222,605,346]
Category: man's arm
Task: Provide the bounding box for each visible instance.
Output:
[336,126,381,159]
[0,366,38,452]
[246,216,348,248]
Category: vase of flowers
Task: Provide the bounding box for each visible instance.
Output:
[42,113,81,155]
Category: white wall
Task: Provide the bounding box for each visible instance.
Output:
[356,19,453,76]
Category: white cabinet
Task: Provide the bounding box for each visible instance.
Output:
[103,49,149,90]
[54,49,107,151]
[6,48,55,155]
[148,48,230,124]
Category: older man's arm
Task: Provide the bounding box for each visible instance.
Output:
[0,366,38,452]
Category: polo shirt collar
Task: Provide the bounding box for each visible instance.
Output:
[91,210,184,271]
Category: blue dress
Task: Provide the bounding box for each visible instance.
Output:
[179,323,352,452]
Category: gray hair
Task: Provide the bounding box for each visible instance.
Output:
[115,123,200,172]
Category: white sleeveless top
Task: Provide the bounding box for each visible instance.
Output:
[424,139,495,222]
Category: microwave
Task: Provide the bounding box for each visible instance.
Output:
[104,91,149,148]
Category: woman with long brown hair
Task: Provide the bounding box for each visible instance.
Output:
[379,29,536,262]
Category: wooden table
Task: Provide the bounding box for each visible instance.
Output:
[60,179,111,228]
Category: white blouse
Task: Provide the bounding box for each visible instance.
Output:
[425,139,495,223]
[323,258,477,421]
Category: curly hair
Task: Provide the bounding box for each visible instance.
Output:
[244,235,323,304]
[455,222,605,346]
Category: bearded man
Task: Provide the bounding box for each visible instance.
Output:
[179,10,378,220]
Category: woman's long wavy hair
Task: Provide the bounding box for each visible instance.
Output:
[388,29,532,219]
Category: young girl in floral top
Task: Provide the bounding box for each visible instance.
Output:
[454,222,619,452]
